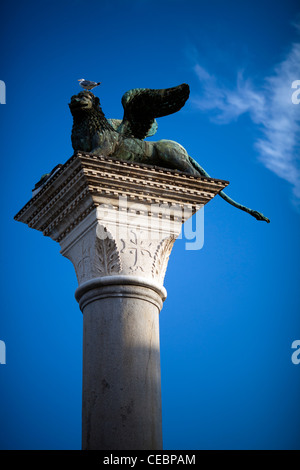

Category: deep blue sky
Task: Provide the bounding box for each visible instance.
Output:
[1,0,300,450]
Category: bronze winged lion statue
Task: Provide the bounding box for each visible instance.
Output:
[68,84,270,223]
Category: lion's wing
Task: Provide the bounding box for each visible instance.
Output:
[119,83,190,140]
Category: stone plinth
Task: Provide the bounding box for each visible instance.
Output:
[14,152,228,450]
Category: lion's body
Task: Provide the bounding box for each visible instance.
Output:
[70,92,198,175]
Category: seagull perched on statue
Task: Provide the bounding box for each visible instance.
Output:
[78,79,101,91]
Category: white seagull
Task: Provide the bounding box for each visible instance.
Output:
[78,79,101,91]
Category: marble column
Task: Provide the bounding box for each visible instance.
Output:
[14,152,228,450]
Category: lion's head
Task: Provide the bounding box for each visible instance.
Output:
[69,91,101,116]
[69,91,115,153]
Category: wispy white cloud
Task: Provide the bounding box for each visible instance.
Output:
[191,42,300,207]
[192,65,266,123]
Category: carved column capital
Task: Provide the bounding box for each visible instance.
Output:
[59,205,178,288]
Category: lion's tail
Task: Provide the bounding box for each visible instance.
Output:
[188,155,270,223]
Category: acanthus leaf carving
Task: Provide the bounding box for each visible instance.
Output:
[94,227,121,276]
[152,236,176,283]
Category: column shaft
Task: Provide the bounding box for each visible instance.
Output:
[76,277,165,450]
